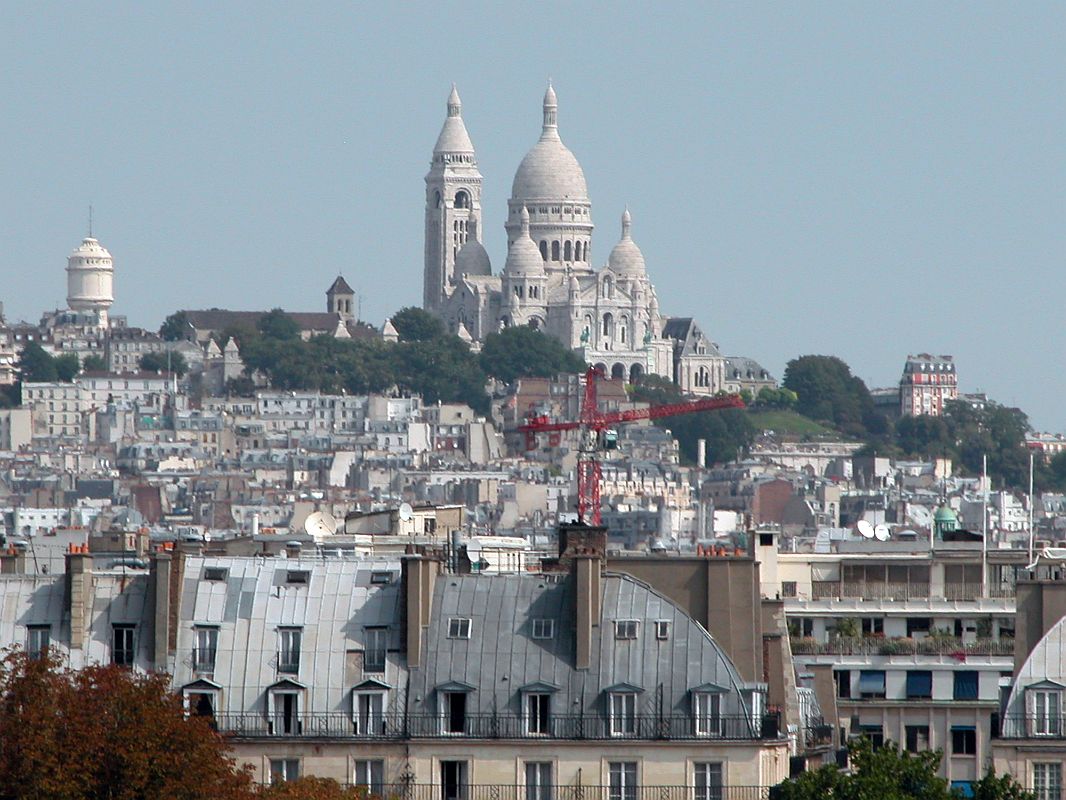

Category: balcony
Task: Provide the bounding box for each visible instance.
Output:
[330,786,772,800]
[214,712,781,741]
[789,636,1014,657]
[999,715,1066,739]
[810,581,1015,601]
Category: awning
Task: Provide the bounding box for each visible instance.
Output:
[859,671,885,694]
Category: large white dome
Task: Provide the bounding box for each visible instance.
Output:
[433,85,475,155]
[504,208,545,275]
[455,240,492,276]
[511,84,589,202]
[608,209,646,277]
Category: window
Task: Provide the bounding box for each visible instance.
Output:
[694,763,723,800]
[858,670,886,699]
[526,693,550,735]
[861,618,884,636]
[353,760,384,795]
[203,567,228,582]
[614,620,638,640]
[270,758,300,783]
[443,692,467,734]
[835,670,851,699]
[532,619,554,639]
[278,628,301,674]
[193,626,218,672]
[370,571,392,585]
[906,617,931,636]
[859,725,884,748]
[354,692,385,735]
[610,692,638,736]
[906,670,933,699]
[526,762,553,800]
[951,726,976,755]
[112,625,135,667]
[694,692,722,736]
[954,671,979,701]
[364,627,387,673]
[609,762,638,800]
[440,760,468,800]
[1030,688,1063,736]
[906,725,930,753]
[1034,763,1062,800]
[270,691,301,735]
[285,570,309,584]
[26,625,50,659]
[551,241,560,261]
[781,581,797,598]
[655,621,671,640]
[448,618,471,639]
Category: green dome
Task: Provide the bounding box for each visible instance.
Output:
[934,505,958,523]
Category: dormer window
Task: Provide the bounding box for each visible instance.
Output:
[693,691,723,737]
[1028,684,1064,736]
[609,692,638,736]
[448,618,472,639]
[531,619,554,640]
[285,570,309,585]
[614,620,638,640]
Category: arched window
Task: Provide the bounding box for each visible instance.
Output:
[539,241,548,260]
[551,241,560,261]
[620,316,628,344]
[454,190,470,209]
[602,313,613,337]
[434,191,442,208]
[575,241,583,261]
[602,275,613,299]
[564,241,572,261]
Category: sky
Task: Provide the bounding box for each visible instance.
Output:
[1,4,1063,429]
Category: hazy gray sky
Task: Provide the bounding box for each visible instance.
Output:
[1,4,1063,429]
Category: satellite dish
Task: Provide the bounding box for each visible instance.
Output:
[398,503,414,522]
[856,520,875,539]
[304,511,338,537]
[874,524,890,541]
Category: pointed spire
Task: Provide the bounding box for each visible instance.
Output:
[447,83,462,118]
[621,207,632,240]
[520,205,531,236]
[541,80,559,140]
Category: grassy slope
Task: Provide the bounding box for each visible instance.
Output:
[746,409,837,438]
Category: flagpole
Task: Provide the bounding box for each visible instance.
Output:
[1028,451,1035,569]
[981,454,988,596]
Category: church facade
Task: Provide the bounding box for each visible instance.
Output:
[423,84,730,393]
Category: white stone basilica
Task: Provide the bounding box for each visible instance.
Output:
[423,84,729,393]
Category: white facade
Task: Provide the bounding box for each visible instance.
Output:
[65,236,114,327]
[426,85,720,390]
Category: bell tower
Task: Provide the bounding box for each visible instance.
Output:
[424,85,483,314]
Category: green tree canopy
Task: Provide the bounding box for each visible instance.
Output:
[390,306,446,342]
[159,311,193,341]
[479,326,586,383]
[81,354,107,372]
[782,355,883,436]
[771,738,1031,800]
[256,308,301,341]
[17,342,59,382]
[53,353,81,382]
[139,351,188,377]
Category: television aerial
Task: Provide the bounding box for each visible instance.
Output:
[856,520,875,539]
[874,524,891,542]
[398,503,414,522]
[304,511,338,538]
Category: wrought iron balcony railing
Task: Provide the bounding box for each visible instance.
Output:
[213,712,781,741]
[789,636,1014,657]
[326,785,773,800]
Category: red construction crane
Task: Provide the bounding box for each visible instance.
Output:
[517,366,746,525]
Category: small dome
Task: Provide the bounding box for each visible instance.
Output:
[69,237,112,263]
[608,208,646,277]
[934,505,958,523]
[433,84,475,155]
[504,208,545,276]
[511,83,589,202]
[455,240,492,276]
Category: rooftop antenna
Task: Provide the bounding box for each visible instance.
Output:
[88,205,93,237]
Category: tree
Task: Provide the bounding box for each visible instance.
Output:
[0,648,254,800]
[82,354,107,372]
[782,355,883,436]
[139,351,188,377]
[53,353,81,382]
[255,776,366,799]
[16,342,58,382]
[395,336,488,414]
[390,306,446,342]
[257,308,301,341]
[479,326,586,383]
[159,311,193,341]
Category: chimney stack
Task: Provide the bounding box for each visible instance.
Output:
[402,555,440,669]
[65,548,93,651]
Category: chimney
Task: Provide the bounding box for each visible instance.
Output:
[574,553,601,670]
[65,548,93,651]
[402,555,439,669]
[0,544,29,574]
[557,522,607,571]
[151,551,173,670]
